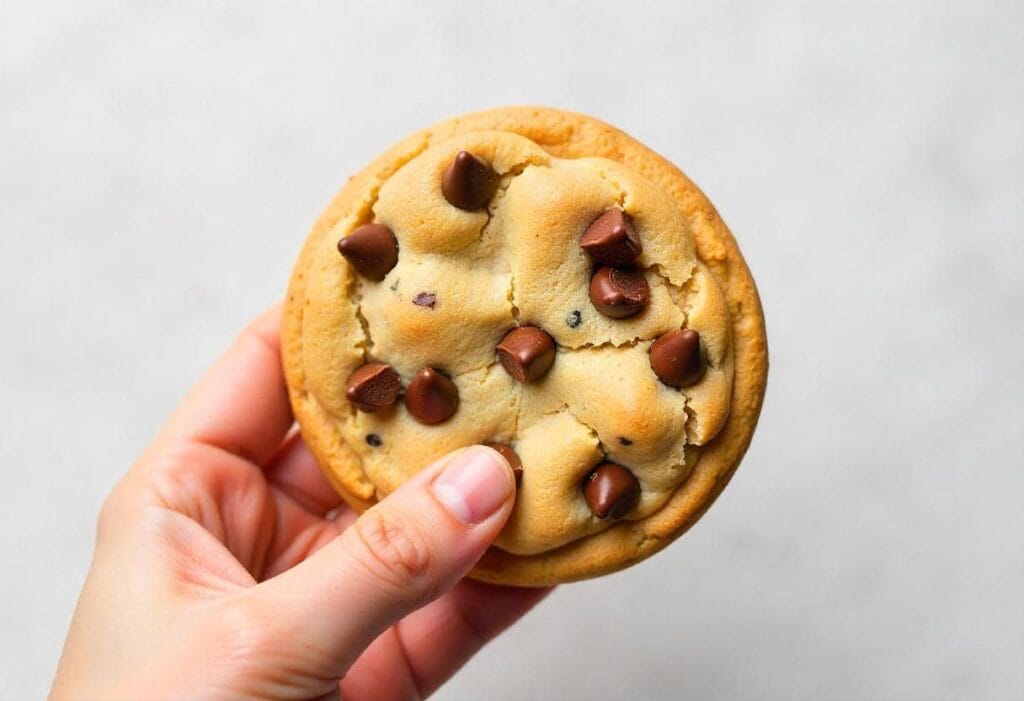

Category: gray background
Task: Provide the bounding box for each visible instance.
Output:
[2,2,1022,699]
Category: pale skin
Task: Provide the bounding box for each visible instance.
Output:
[51,305,550,700]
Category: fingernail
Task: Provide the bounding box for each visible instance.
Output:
[432,446,513,523]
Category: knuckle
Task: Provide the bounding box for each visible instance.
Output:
[235,319,279,364]
[216,598,280,662]
[347,508,434,588]
[215,600,337,695]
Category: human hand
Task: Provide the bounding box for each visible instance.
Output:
[50,305,550,700]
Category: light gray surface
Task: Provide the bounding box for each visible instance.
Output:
[2,2,1022,699]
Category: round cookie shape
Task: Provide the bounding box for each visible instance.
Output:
[283,107,768,586]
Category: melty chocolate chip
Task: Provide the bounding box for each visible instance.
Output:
[441,151,499,210]
[649,329,707,387]
[337,224,399,281]
[581,209,642,266]
[345,362,401,412]
[589,266,649,319]
[496,326,556,382]
[484,442,523,484]
[583,462,640,520]
[405,368,459,425]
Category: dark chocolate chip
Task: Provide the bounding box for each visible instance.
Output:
[337,224,399,281]
[583,462,640,520]
[617,437,633,446]
[484,442,523,484]
[589,266,650,319]
[581,209,642,266]
[496,326,556,382]
[649,329,707,387]
[441,151,499,210]
[345,363,401,412]
[365,434,382,447]
[413,292,437,308]
[404,368,459,425]
[566,310,582,328]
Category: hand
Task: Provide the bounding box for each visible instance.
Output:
[50,305,550,700]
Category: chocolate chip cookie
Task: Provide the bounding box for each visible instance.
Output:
[282,107,768,586]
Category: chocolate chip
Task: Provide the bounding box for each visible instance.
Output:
[566,310,582,328]
[649,329,707,387]
[581,209,642,266]
[441,151,499,210]
[413,292,436,308]
[404,368,459,425]
[496,326,556,382]
[345,363,401,412]
[337,224,399,281]
[617,437,633,446]
[583,462,640,520]
[589,266,649,319]
[365,434,382,447]
[389,279,399,291]
[484,442,523,484]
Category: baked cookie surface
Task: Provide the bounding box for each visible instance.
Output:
[283,107,767,585]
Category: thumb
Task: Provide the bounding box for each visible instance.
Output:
[248,445,515,679]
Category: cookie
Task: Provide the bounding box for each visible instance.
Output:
[283,107,768,586]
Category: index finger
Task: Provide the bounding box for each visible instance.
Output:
[386,579,553,697]
[158,303,293,465]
